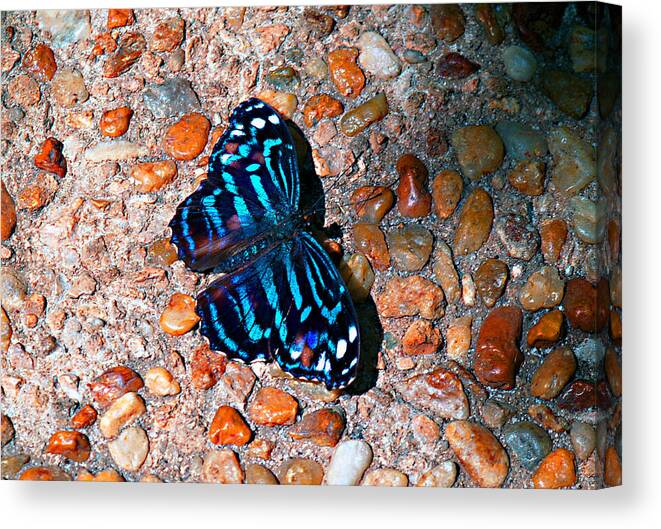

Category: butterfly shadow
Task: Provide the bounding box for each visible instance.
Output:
[345,298,383,394]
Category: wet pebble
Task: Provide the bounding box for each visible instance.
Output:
[548,127,596,196]
[453,188,493,256]
[397,368,469,420]
[45,430,91,462]
[266,66,300,91]
[357,31,401,80]
[103,32,146,78]
[446,316,472,364]
[1,182,16,240]
[430,4,465,42]
[363,468,408,487]
[100,106,133,137]
[353,223,390,270]
[530,347,576,399]
[532,448,576,489]
[245,464,279,485]
[327,48,365,99]
[402,320,442,356]
[143,78,200,118]
[248,387,298,426]
[52,69,88,107]
[438,52,480,79]
[563,278,609,333]
[604,446,622,487]
[278,458,323,485]
[377,275,445,319]
[131,160,177,193]
[144,367,180,396]
[496,214,539,261]
[396,154,432,218]
[190,345,227,390]
[256,90,298,120]
[108,426,149,471]
[540,219,568,264]
[495,121,548,161]
[519,266,564,311]
[163,112,210,161]
[71,404,97,429]
[209,406,252,446]
[159,293,200,336]
[151,17,185,52]
[542,70,592,119]
[89,366,144,408]
[508,160,545,196]
[416,461,457,487]
[570,196,607,244]
[350,185,394,223]
[339,93,388,137]
[339,253,375,303]
[503,421,552,470]
[34,137,67,177]
[431,169,463,219]
[99,392,146,438]
[605,348,622,397]
[20,466,71,481]
[451,125,504,180]
[326,439,373,485]
[22,44,56,81]
[289,408,345,447]
[474,258,508,308]
[502,46,537,82]
[387,225,433,272]
[570,421,596,461]
[202,449,243,484]
[302,94,344,128]
[432,242,460,304]
[481,399,514,429]
[527,310,564,348]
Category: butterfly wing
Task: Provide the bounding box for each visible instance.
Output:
[168,98,299,272]
[196,233,360,389]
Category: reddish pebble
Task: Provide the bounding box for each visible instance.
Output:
[527,310,564,348]
[563,278,610,333]
[377,275,445,319]
[288,408,345,447]
[209,406,252,446]
[430,4,466,42]
[453,188,494,256]
[22,43,57,81]
[190,344,227,390]
[71,404,97,429]
[131,160,177,192]
[528,403,568,433]
[34,137,67,177]
[431,169,463,219]
[100,106,133,137]
[532,448,576,489]
[398,368,469,420]
[8,74,40,107]
[277,458,324,485]
[103,32,145,78]
[1,181,16,240]
[540,219,568,263]
[45,431,91,462]
[303,94,344,127]
[556,380,600,411]
[159,293,200,336]
[475,3,505,44]
[604,446,622,487]
[19,466,71,481]
[530,347,576,399]
[327,48,365,99]
[396,154,431,217]
[351,186,394,223]
[107,9,134,29]
[402,320,442,356]
[163,112,210,161]
[438,52,480,79]
[89,366,144,408]
[151,17,185,52]
[248,387,298,426]
[353,223,390,270]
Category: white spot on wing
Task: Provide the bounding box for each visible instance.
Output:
[268,114,279,124]
[315,355,326,371]
[251,117,266,129]
[348,325,357,343]
[337,339,347,359]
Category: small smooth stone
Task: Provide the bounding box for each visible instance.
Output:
[159,293,200,336]
[190,346,227,390]
[350,186,394,223]
[339,253,374,303]
[495,121,548,161]
[84,140,148,162]
[556,380,602,411]
[302,94,344,128]
[430,4,465,42]
[387,225,433,272]
[437,52,480,79]
[35,137,67,176]
[256,90,298,120]
[288,408,345,447]
[532,448,576,489]
[542,70,592,119]
[481,399,514,429]
[51,69,88,107]
[527,310,564,348]
[143,78,200,118]
[248,387,298,426]
[402,320,442,356]
[540,219,568,263]
[0,308,12,352]
[163,112,210,161]
[496,214,539,261]
[245,463,279,485]
[131,160,177,192]
[303,8,335,38]
[100,106,133,137]
[151,17,185,52]
[508,160,545,195]
[604,446,622,487]
[402,49,426,64]
[548,127,596,196]
[108,426,149,472]
[377,275,445,319]
[574,338,606,365]
[144,367,180,396]
[569,25,608,73]
[605,348,622,397]
[451,125,504,180]
[71,404,97,428]
[0,267,26,310]
[2,454,30,479]
[431,169,463,219]
[45,431,91,462]
[397,368,469,420]
[8,74,40,108]
[363,468,408,487]
[266,66,300,91]
[89,366,144,408]
[36,10,91,48]
[453,188,494,256]
[432,242,460,304]
[103,32,146,78]
[475,3,504,44]
[411,415,441,446]
[357,31,401,80]
[278,458,323,485]
[20,466,71,481]
[1,181,16,240]
[519,266,564,311]
[326,440,373,485]
[99,392,146,438]
[107,9,134,29]
[563,278,609,333]
[474,258,508,308]
[327,48,365,99]
[304,57,328,79]
[570,421,596,461]
[396,154,432,218]
[339,93,388,137]
[502,46,537,81]
[353,223,390,270]
[530,347,577,399]
[78,469,124,482]
[462,274,477,307]
[202,449,244,484]
[416,461,457,487]
[474,306,523,390]
[503,421,552,470]
[446,316,471,364]
[209,406,252,446]
[570,196,607,244]
[446,420,509,488]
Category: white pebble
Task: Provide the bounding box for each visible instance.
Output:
[357,32,401,80]
[325,439,373,485]
[502,45,537,82]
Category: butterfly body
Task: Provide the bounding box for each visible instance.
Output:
[168,98,360,389]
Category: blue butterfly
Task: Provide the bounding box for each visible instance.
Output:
[168,98,360,389]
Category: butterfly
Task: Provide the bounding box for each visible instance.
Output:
[168,98,360,389]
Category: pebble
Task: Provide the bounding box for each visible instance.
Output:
[438,52,480,79]
[496,214,539,261]
[89,366,144,408]
[377,275,445,319]
[159,293,200,336]
[151,17,185,52]
[255,24,290,54]
[453,188,494,256]
[22,43,57,81]
[611,266,622,308]
[357,31,401,80]
[99,106,133,137]
[432,242,460,304]
[569,25,608,73]
[45,430,91,462]
[1,181,16,240]
[18,184,50,211]
[411,415,441,446]
[604,446,622,487]
[108,426,149,471]
[531,405,568,432]
[397,368,469,420]
[304,57,328,79]
[430,4,465,42]
[446,316,472,364]
[396,154,432,217]
[2,454,30,479]
[144,367,180,396]
[605,348,622,397]
[0,267,27,310]
[570,196,607,244]
[8,74,40,108]
[474,306,523,389]
[190,345,227,390]
[20,466,71,481]
[288,408,345,447]
[532,448,576,489]
[353,223,390,270]
[339,253,375,303]
[574,338,606,365]
[402,320,442,356]
[351,185,394,223]
[527,310,564,348]
[99,391,146,438]
[266,66,300,91]
[107,9,134,29]
[278,458,324,485]
[563,278,609,333]
[78,469,125,482]
[431,169,463,219]
[209,406,252,446]
[503,421,552,470]
[303,8,335,38]
[540,219,568,264]
[416,461,457,487]
[220,362,255,403]
[481,399,514,429]
[508,160,545,196]
[327,48,365,99]
[475,3,504,45]
[202,449,244,484]
[71,404,97,429]
[452,125,504,180]
[256,91,298,120]
[84,140,149,162]
[547,127,596,196]
[163,112,210,161]
[36,9,91,48]
[302,94,344,128]
[248,387,298,426]
[143,78,200,118]
[556,380,601,411]
[530,347,576,399]
[387,225,433,271]
[326,439,373,485]
[339,93,388,137]
[103,32,146,78]
[245,464,279,485]
[363,468,408,487]
[542,70,592,119]
[570,421,596,461]
[51,69,88,108]
[34,137,67,177]
[495,121,548,161]
[446,420,509,488]
[519,266,564,311]
[131,160,178,193]
[502,46,537,82]
[474,258,508,308]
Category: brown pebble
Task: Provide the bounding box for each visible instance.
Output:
[100,106,133,137]
[89,365,144,408]
[19,466,71,481]
[1,181,16,240]
[144,367,180,396]
[396,154,431,217]
[246,463,279,484]
[430,4,466,42]
[438,52,480,79]
[190,344,227,390]
[288,408,345,447]
[377,275,445,319]
[107,9,134,29]
[8,74,40,107]
[17,185,50,211]
[527,310,564,348]
[209,406,252,446]
[248,387,298,426]
[277,458,323,485]
[71,404,97,429]
[453,188,494,256]
[508,160,545,196]
[202,449,244,484]
[530,347,576,399]
[532,448,576,489]
[402,320,442,356]
[302,94,344,127]
[431,169,463,219]
[563,278,610,333]
[540,219,568,263]
[131,160,177,192]
[353,223,390,270]
[77,469,125,482]
[159,292,200,336]
[22,43,57,81]
[604,348,622,397]
[45,431,91,462]
[151,17,185,52]
[351,186,394,223]
[34,137,67,177]
[475,3,504,44]
[163,112,210,161]
[452,126,504,180]
[474,258,508,308]
[363,468,409,487]
[103,32,146,78]
[339,93,388,137]
[398,368,469,420]
[51,69,88,107]
[604,446,622,487]
[327,48,365,99]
